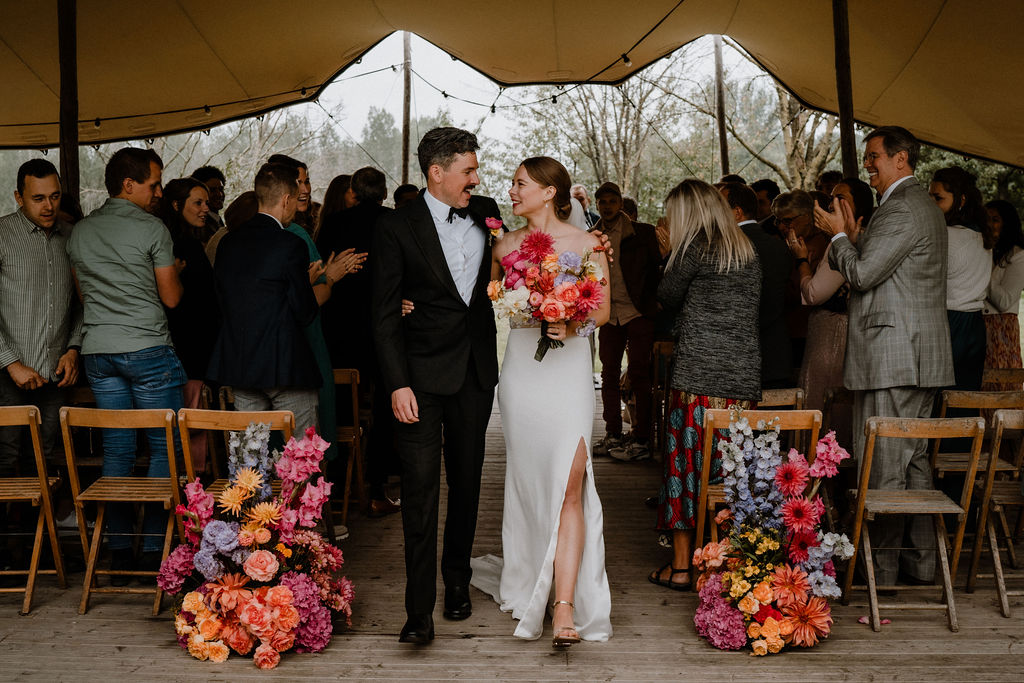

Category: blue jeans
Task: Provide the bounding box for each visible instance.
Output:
[84,345,186,552]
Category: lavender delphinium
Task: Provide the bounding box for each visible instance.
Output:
[227,422,274,500]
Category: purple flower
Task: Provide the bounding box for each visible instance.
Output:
[157,544,196,593]
[557,251,582,270]
[280,571,334,653]
[192,547,224,581]
[553,273,577,287]
[201,520,239,554]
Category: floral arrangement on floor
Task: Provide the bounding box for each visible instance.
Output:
[488,230,606,360]
[159,424,354,669]
[692,412,854,655]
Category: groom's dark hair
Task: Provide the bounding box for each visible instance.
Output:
[417,127,479,177]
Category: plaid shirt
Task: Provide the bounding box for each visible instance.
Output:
[0,210,82,379]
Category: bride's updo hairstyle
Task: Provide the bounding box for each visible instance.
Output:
[520,156,573,221]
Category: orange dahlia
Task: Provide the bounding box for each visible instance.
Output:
[232,467,264,493]
[246,501,283,527]
[770,564,810,607]
[781,596,832,647]
[206,572,252,614]
[218,486,249,516]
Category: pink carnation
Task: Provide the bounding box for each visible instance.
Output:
[809,430,850,479]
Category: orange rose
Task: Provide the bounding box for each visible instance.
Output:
[198,615,223,641]
[738,593,760,615]
[182,591,206,614]
[747,622,762,639]
[766,635,784,653]
[760,616,781,639]
[539,298,567,323]
[778,618,796,638]
[239,600,273,636]
[175,614,193,637]
[541,253,560,273]
[187,633,210,661]
[270,630,295,653]
[253,643,281,670]
[276,604,301,631]
[207,640,230,663]
[221,622,255,655]
[265,585,294,609]
[751,639,769,656]
[254,527,272,545]
[752,581,774,605]
[243,550,279,582]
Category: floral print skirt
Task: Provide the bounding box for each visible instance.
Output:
[656,390,754,531]
[982,312,1023,391]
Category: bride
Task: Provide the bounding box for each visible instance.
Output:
[470,157,612,647]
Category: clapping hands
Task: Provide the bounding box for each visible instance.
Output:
[813,197,861,243]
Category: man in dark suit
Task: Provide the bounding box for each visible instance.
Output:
[721,182,792,389]
[207,162,321,431]
[372,127,501,644]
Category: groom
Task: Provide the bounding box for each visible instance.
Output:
[372,127,501,644]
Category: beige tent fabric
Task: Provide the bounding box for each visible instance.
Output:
[1,1,1021,166]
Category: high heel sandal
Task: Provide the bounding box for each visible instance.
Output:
[551,600,581,648]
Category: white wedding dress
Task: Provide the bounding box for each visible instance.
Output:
[470,323,612,641]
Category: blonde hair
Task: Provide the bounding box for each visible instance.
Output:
[664,178,755,273]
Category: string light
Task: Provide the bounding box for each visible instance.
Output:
[621,53,632,67]
[203,105,211,115]
[93,118,100,129]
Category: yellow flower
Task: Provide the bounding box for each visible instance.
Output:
[729,579,751,599]
[247,501,282,527]
[744,564,758,578]
[232,467,264,493]
[275,542,292,558]
[218,486,249,516]
[751,639,769,656]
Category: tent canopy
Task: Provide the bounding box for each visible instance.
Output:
[2,0,1022,166]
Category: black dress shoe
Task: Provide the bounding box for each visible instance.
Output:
[399,614,434,644]
[443,584,472,620]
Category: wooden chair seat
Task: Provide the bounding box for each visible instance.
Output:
[934,451,1016,478]
[0,476,60,503]
[857,489,965,518]
[60,407,181,615]
[985,480,1024,508]
[76,477,177,505]
[0,405,67,614]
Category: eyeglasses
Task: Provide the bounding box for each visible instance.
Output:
[775,215,804,226]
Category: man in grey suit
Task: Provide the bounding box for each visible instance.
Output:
[815,126,954,587]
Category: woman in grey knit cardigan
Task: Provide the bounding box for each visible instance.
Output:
[649,179,762,590]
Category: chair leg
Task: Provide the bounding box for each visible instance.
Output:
[935,514,958,633]
[20,508,45,615]
[997,508,1018,569]
[341,447,355,527]
[862,526,881,632]
[354,445,366,513]
[153,511,175,616]
[42,494,66,589]
[989,516,1010,618]
[80,503,106,615]
[967,500,991,593]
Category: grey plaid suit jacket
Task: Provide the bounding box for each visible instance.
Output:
[829,176,955,391]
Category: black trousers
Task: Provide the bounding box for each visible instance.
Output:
[394,363,494,617]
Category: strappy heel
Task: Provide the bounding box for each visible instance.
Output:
[551,600,581,648]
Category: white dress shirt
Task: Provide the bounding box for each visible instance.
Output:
[424,189,485,305]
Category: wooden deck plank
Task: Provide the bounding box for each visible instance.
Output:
[2,396,1023,680]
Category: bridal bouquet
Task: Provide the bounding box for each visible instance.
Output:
[159,424,354,669]
[692,412,853,655]
[487,230,606,361]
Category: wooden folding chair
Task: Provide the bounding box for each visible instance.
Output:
[931,390,1024,480]
[966,409,1024,615]
[60,407,181,615]
[694,408,822,551]
[759,387,805,408]
[177,408,294,496]
[334,369,366,527]
[0,406,66,613]
[842,416,985,632]
[650,341,673,453]
[982,367,1024,391]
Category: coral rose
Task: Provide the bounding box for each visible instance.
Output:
[738,593,761,615]
[265,585,294,609]
[539,298,567,323]
[254,527,272,545]
[270,630,295,653]
[207,640,230,663]
[752,581,774,605]
[751,639,769,656]
[239,601,273,637]
[197,615,223,641]
[553,282,580,305]
[704,540,729,569]
[276,604,301,631]
[238,529,255,546]
[253,643,281,670]
[243,550,279,582]
[222,622,255,655]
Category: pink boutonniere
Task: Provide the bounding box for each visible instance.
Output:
[485,217,503,245]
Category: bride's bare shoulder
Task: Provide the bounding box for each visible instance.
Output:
[494,226,529,258]
[555,223,601,251]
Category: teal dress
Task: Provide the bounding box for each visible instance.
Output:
[285,223,338,462]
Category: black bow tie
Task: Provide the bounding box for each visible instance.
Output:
[447,206,470,223]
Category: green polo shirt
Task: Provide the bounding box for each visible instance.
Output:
[67,197,175,354]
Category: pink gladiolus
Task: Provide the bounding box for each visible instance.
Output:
[810,430,850,479]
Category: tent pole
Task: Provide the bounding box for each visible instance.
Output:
[713,35,729,176]
[401,31,411,185]
[58,0,79,200]
[832,0,857,177]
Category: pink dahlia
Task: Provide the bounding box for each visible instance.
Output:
[781,497,820,534]
[787,530,820,564]
[774,461,809,498]
[519,230,556,263]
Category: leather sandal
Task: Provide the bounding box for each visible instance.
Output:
[648,563,691,591]
[551,600,581,648]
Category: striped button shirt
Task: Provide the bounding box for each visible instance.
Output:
[0,210,83,380]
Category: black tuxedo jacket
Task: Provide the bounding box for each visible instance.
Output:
[207,213,321,389]
[372,193,500,396]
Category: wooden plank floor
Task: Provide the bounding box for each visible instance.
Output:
[2,397,1024,681]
